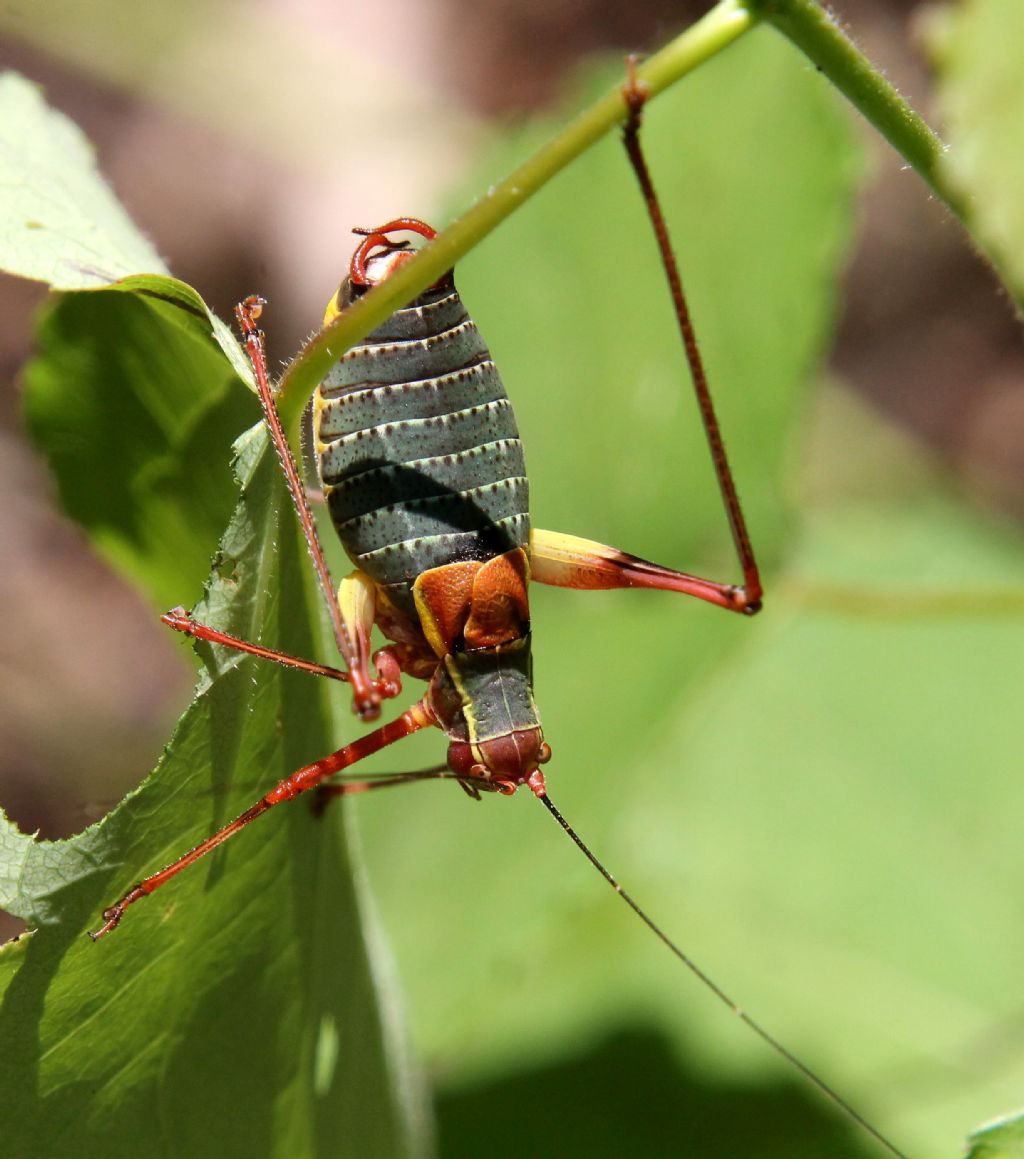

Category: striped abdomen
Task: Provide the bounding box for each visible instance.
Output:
[314,282,530,617]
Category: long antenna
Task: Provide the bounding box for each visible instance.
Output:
[537,790,909,1159]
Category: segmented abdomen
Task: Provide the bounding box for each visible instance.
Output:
[314,284,530,616]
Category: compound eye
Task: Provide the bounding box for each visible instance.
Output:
[537,742,552,765]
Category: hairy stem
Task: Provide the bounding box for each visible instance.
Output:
[752,0,962,215]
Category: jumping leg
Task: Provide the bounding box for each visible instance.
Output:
[536,63,763,616]
[530,528,760,614]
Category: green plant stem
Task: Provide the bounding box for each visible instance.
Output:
[276,0,756,428]
[277,0,965,431]
[752,0,963,216]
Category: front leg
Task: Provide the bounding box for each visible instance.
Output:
[530,528,761,615]
[337,570,404,711]
[161,569,406,718]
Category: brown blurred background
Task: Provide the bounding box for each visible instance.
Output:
[1,0,1021,942]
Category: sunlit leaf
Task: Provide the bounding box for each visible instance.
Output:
[1,73,427,1159]
[967,1110,1024,1159]
[0,72,165,287]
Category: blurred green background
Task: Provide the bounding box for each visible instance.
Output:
[3,2,1024,1157]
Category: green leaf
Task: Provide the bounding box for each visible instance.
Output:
[0,72,166,287]
[2,74,426,1159]
[341,31,1024,1159]
[0,421,427,1158]
[929,0,1024,297]
[0,72,251,380]
[21,286,258,609]
[968,1111,1024,1159]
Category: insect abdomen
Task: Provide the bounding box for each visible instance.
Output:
[315,285,530,615]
